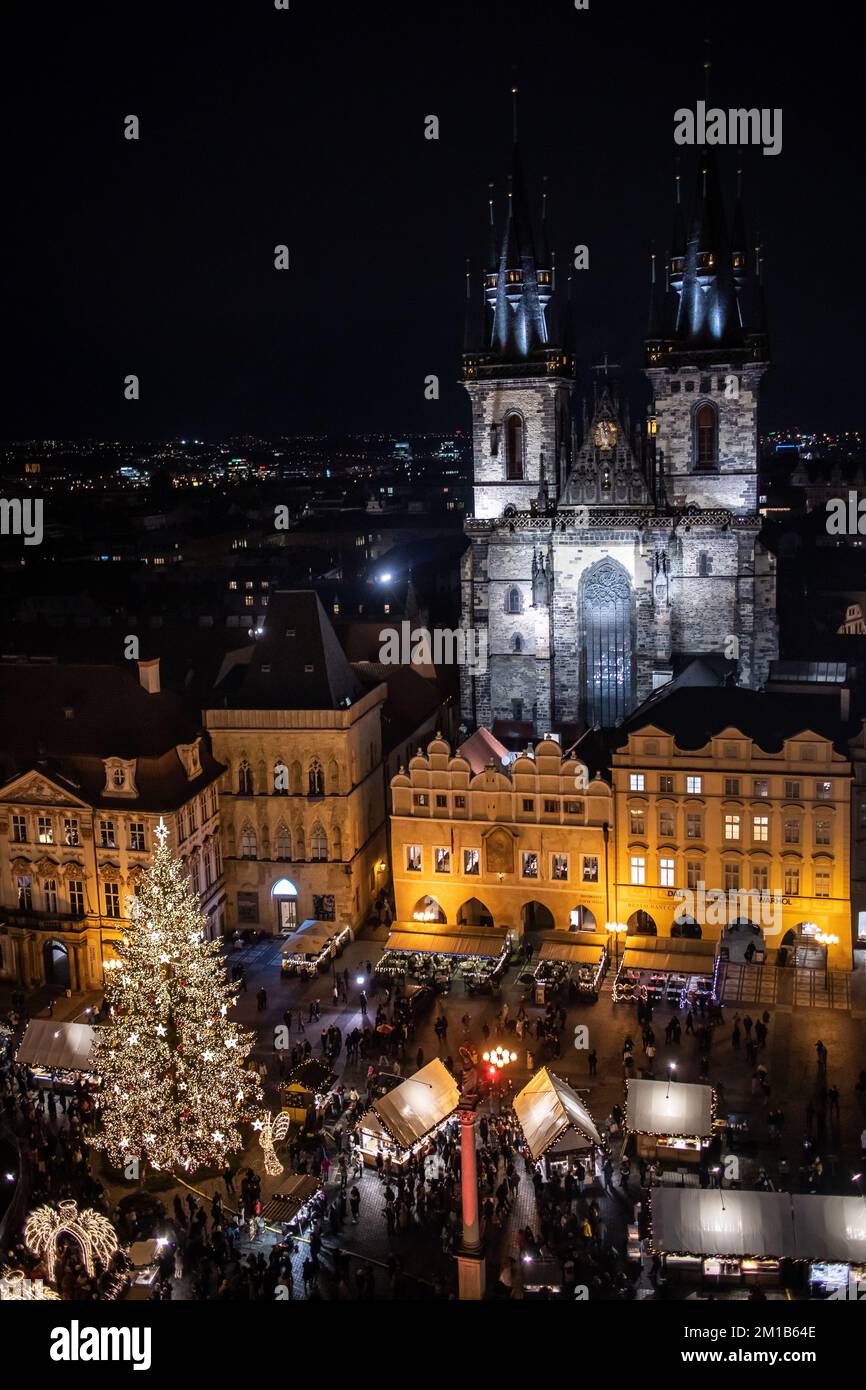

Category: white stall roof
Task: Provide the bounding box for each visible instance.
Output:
[16,1020,96,1072]
[652,1188,797,1259]
[790,1195,866,1264]
[626,1078,714,1138]
[366,1059,460,1152]
[513,1068,603,1161]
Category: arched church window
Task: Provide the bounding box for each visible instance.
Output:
[240,823,257,858]
[582,559,633,728]
[310,823,328,861]
[505,414,524,481]
[507,588,521,615]
[238,760,253,796]
[274,822,291,860]
[308,759,324,796]
[695,402,718,471]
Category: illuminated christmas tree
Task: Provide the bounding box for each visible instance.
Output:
[88,820,262,1173]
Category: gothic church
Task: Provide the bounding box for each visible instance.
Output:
[459,143,777,732]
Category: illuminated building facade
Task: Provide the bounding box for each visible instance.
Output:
[460,145,776,732]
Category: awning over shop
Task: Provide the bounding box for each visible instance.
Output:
[513,1067,603,1161]
[539,937,607,966]
[652,1189,796,1259]
[384,928,505,959]
[16,1020,96,1073]
[620,948,715,977]
[626,1078,714,1138]
[365,1059,460,1151]
[790,1195,866,1264]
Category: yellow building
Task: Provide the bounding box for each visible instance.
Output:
[0,659,225,992]
[606,686,853,968]
[204,592,389,934]
[390,734,613,935]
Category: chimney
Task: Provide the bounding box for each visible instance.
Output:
[137,657,161,695]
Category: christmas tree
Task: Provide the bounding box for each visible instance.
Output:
[88,819,262,1173]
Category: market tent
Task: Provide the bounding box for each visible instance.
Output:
[261,1175,321,1225]
[626,1078,714,1138]
[281,927,332,958]
[385,929,505,958]
[513,1067,603,1161]
[539,938,607,966]
[367,1059,460,1151]
[16,1020,96,1072]
[652,1189,797,1259]
[791,1195,866,1263]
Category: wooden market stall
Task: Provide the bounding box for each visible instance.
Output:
[513,1067,605,1174]
[15,1020,99,1091]
[613,936,720,1007]
[375,924,510,993]
[280,1057,338,1127]
[534,933,610,1002]
[625,1077,715,1167]
[357,1058,460,1170]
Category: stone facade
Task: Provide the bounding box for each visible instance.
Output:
[390,735,613,935]
[204,687,389,935]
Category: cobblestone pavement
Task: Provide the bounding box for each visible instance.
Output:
[6,930,866,1299]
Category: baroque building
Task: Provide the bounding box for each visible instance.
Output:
[0,659,224,991]
[460,144,777,732]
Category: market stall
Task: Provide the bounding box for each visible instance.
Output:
[651,1188,794,1288]
[280,920,351,977]
[375,926,510,994]
[260,1174,323,1234]
[279,1057,338,1128]
[513,1067,604,1174]
[356,1058,460,1171]
[625,1077,715,1167]
[792,1195,866,1297]
[535,933,609,1002]
[15,1020,99,1091]
[613,936,720,1007]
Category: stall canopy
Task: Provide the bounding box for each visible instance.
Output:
[16,1020,96,1073]
[654,1189,866,1264]
[539,935,608,966]
[385,929,504,958]
[790,1195,866,1264]
[368,1059,460,1151]
[652,1189,796,1258]
[261,1174,321,1225]
[513,1067,603,1161]
[626,1078,714,1138]
[284,1057,337,1093]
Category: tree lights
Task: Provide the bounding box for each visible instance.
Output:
[88,819,262,1173]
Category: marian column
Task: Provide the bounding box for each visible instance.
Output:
[455,1094,486,1300]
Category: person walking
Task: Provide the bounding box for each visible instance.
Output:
[587,1049,598,1076]
[350,1185,361,1223]
[257,987,268,1012]
[815,1040,828,1070]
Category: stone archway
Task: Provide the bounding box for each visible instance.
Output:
[522,901,555,933]
[43,939,70,989]
[627,910,657,936]
[569,905,598,932]
[412,896,446,924]
[457,898,494,928]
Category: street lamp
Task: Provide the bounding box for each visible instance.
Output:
[815,932,839,993]
[666,1062,677,1099]
[483,1046,518,1112]
[606,921,628,967]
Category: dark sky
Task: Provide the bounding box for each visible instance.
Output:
[4,0,863,440]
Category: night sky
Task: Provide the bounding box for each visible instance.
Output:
[4,0,863,440]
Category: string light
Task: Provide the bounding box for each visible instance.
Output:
[24,1201,118,1284]
[87,816,262,1173]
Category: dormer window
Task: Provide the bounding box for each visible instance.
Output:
[112,768,126,788]
[104,758,137,797]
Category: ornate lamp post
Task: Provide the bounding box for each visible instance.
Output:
[606,921,628,968]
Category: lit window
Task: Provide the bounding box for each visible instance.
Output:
[582,856,598,883]
[724,814,741,842]
[752,815,769,843]
[630,855,646,886]
[100,820,116,849]
[686,776,702,794]
[434,848,450,873]
[37,816,53,845]
[629,810,645,837]
[64,817,80,846]
[659,857,675,887]
[17,875,33,910]
[629,773,645,792]
[129,822,146,852]
[551,853,568,881]
[406,845,422,872]
[815,780,832,801]
[753,778,769,798]
[521,852,539,879]
[463,849,480,876]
